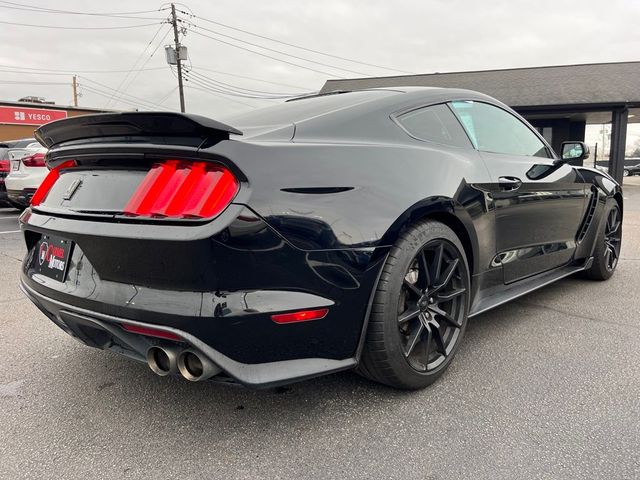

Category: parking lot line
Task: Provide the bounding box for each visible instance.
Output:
[0,230,21,234]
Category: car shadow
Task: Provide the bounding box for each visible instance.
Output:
[37,273,595,443]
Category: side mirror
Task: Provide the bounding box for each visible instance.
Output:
[558,141,590,164]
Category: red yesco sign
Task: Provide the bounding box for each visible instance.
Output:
[0,106,67,126]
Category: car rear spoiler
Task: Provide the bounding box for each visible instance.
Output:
[34,111,243,149]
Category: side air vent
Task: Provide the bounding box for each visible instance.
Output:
[576,187,598,243]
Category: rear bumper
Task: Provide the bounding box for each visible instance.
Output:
[7,188,35,207]
[19,206,387,386]
[21,280,357,388]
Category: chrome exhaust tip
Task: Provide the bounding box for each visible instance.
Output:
[177,349,221,382]
[146,346,179,376]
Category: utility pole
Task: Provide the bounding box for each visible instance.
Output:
[170,3,186,112]
[72,75,78,107]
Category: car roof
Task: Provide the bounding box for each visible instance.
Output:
[224,86,499,132]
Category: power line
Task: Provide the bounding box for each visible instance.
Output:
[0,80,68,85]
[0,63,314,94]
[182,10,415,75]
[157,86,179,104]
[81,85,158,111]
[188,29,345,79]
[182,80,262,108]
[0,64,166,74]
[104,24,170,107]
[185,67,312,97]
[79,76,171,110]
[119,27,173,97]
[184,72,284,99]
[184,84,258,109]
[189,65,310,91]
[0,1,165,17]
[168,65,258,108]
[183,19,369,77]
[0,19,164,29]
[184,70,300,100]
[0,4,164,20]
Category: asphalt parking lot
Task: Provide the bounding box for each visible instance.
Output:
[1,178,639,480]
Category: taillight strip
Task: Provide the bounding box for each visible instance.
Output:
[123,160,238,220]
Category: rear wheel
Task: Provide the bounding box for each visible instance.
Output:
[359,221,470,389]
[584,201,622,281]
[623,169,629,177]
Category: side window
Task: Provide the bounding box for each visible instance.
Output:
[396,103,472,149]
[450,101,551,158]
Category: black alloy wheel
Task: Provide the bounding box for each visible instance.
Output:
[603,205,622,272]
[398,240,467,372]
[584,201,622,281]
[359,220,470,389]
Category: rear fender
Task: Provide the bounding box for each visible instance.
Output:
[378,196,480,277]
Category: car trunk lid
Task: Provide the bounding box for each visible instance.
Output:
[30,112,246,222]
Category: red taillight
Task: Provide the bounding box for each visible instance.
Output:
[30,160,76,207]
[121,323,182,341]
[271,308,329,324]
[0,160,9,172]
[21,152,46,167]
[123,160,238,219]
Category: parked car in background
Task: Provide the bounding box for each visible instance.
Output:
[624,163,640,176]
[0,146,10,206]
[3,138,37,148]
[5,147,48,210]
[0,139,38,207]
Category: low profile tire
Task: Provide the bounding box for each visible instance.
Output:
[583,201,622,281]
[623,169,629,177]
[358,220,470,389]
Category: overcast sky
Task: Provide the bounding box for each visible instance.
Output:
[0,0,639,149]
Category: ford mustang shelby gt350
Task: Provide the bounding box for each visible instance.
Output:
[19,87,622,389]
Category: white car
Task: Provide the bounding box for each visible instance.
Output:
[5,147,48,210]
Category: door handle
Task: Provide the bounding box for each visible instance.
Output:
[498,176,522,191]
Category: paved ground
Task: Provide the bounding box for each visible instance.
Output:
[1,178,639,480]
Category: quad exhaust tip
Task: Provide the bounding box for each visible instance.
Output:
[177,349,222,382]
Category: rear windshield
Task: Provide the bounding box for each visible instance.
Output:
[223,90,398,127]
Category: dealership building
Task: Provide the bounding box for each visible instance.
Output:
[320,61,640,183]
[0,100,109,142]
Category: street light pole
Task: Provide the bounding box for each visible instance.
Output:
[170,3,186,112]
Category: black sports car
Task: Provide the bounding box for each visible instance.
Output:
[19,87,623,389]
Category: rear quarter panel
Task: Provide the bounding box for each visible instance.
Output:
[209,137,494,275]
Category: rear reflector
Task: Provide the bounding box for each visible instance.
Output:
[271,308,329,324]
[22,153,46,167]
[30,160,76,207]
[123,160,238,219]
[121,323,182,341]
